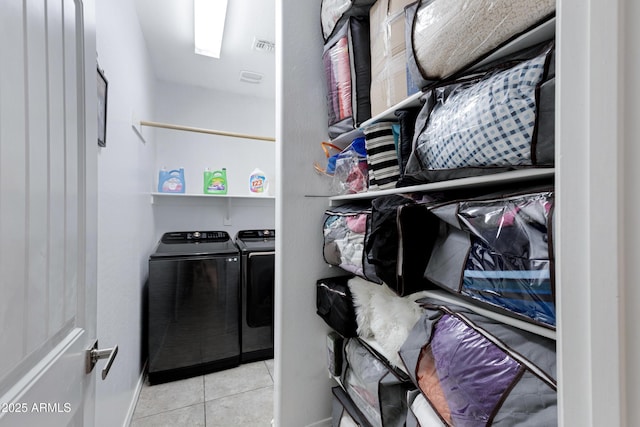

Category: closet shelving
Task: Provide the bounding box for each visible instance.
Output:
[328,168,554,206]
[328,20,557,204]
[323,20,557,345]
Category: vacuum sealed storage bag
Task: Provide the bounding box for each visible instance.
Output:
[399,297,557,426]
[323,204,381,284]
[425,189,556,328]
[323,17,372,139]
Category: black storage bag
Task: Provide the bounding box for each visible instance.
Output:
[394,107,422,176]
[323,204,382,284]
[323,17,372,139]
[365,194,440,296]
[316,276,359,338]
[399,296,557,426]
[342,338,415,427]
[398,41,555,187]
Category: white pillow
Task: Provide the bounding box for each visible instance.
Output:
[348,276,428,367]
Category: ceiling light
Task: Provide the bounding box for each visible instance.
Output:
[194,0,228,59]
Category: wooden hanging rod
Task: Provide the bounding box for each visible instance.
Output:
[140,120,275,142]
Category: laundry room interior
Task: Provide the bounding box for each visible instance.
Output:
[94,0,278,425]
[2,0,640,426]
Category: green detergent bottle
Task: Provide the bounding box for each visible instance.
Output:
[203,168,228,194]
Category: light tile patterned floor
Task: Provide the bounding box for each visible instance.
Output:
[130,360,274,426]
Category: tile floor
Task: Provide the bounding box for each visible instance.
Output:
[130,359,274,426]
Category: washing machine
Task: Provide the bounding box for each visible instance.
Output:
[147,231,240,384]
[235,229,275,363]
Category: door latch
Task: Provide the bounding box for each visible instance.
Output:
[86,339,118,380]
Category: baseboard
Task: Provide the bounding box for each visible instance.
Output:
[123,360,147,427]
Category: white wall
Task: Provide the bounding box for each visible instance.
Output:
[94,0,157,425]
[151,81,276,238]
[275,0,338,425]
[556,0,640,424]
[153,81,276,197]
[622,2,640,423]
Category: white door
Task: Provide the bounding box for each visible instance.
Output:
[0,0,102,426]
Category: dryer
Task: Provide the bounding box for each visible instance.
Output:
[147,231,240,384]
[235,229,275,363]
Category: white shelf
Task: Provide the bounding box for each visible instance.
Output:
[421,290,556,340]
[359,91,424,128]
[328,168,554,205]
[151,192,275,200]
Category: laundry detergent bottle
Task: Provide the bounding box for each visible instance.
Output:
[249,168,268,195]
[203,168,228,194]
[158,167,185,193]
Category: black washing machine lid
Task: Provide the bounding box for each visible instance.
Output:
[235,229,276,252]
[151,231,239,258]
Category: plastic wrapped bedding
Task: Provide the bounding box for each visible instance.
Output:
[323,204,381,284]
[411,0,555,80]
[342,338,414,427]
[323,17,372,139]
[399,42,555,186]
[425,189,556,328]
[399,297,557,426]
[347,276,428,368]
[419,52,547,169]
[321,0,377,41]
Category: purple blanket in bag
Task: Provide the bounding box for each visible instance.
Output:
[429,314,521,425]
[399,298,557,426]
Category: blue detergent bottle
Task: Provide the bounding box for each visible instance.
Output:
[158,167,185,193]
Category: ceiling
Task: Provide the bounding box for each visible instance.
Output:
[134,0,276,100]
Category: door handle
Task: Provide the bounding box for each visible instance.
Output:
[86,339,119,380]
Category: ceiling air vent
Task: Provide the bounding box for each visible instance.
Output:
[252,38,275,53]
[240,70,263,84]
